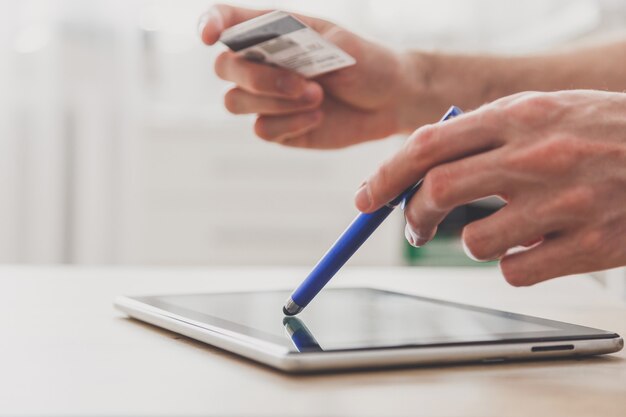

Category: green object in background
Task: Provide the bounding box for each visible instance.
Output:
[404,233,497,267]
[404,202,502,267]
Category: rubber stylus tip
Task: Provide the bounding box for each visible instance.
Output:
[283,297,304,316]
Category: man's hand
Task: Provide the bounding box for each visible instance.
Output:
[355,90,626,285]
[199,4,440,149]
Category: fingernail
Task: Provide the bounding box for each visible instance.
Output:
[308,110,323,123]
[197,13,209,37]
[276,74,302,95]
[405,225,417,247]
[405,225,425,248]
[198,8,223,39]
[355,183,372,211]
[301,83,319,103]
[462,238,481,262]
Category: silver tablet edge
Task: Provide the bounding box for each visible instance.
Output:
[114,296,289,368]
[114,296,623,373]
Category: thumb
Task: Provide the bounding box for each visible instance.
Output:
[198,4,271,45]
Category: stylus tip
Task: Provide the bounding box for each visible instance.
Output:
[283,297,303,316]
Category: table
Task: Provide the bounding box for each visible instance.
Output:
[1,265,625,417]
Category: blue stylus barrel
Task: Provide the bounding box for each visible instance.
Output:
[287,106,463,312]
[291,206,395,309]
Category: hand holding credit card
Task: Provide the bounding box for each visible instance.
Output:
[219,11,356,78]
[199,5,434,148]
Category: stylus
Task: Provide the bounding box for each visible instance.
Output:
[283,317,323,352]
[283,106,464,316]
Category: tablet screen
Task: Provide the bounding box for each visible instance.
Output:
[134,288,613,353]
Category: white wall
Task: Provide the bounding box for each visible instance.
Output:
[1,0,625,280]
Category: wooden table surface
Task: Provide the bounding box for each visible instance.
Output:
[1,265,624,417]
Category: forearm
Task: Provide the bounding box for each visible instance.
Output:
[397,40,626,133]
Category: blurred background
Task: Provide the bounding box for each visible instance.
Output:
[0,0,624,291]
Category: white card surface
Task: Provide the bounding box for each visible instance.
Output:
[219,11,356,78]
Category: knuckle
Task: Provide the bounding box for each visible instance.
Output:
[283,133,314,149]
[403,136,422,163]
[523,92,560,111]
[371,162,394,206]
[299,90,323,108]
[563,186,595,215]
[247,73,268,93]
[535,186,595,221]
[530,200,552,222]
[504,137,572,175]
[502,92,563,127]
[501,144,530,169]
[404,206,421,231]
[223,89,241,114]
[577,228,604,254]
[254,117,274,140]
[407,124,438,161]
[499,257,528,287]
[214,52,230,80]
[327,28,355,52]
[476,103,504,131]
[422,166,453,211]
[462,225,492,261]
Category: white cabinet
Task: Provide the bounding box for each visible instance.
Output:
[126,116,404,265]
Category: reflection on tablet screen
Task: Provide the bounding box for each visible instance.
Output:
[139,288,594,352]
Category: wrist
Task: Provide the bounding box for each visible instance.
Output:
[394,51,451,133]
[394,51,526,132]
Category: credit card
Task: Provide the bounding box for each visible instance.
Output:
[219,11,356,78]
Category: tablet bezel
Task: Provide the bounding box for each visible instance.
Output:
[114,288,623,372]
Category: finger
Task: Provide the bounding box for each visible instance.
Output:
[355,108,504,213]
[279,134,318,149]
[405,223,438,248]
[521,237,544,248]
[255,111,323,142]
[461,205,561,262]
[199,5,332,46]
[215,52,308,98]
[199,5,271,45]
[402,151,506,247]
[224,84,323,115]
[499,234,582,286]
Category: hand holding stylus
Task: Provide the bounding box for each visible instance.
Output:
[283,107,462,316]
[201,7,626,291]
[356,91,626,286]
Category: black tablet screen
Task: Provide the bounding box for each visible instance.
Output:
[135,288,615,352]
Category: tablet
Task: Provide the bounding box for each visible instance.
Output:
[114,288,623,373]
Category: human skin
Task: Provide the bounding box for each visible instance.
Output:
[354,90,626,285]
[199,5,626,283]
[199,5,626,147]
[199,5,447,148]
